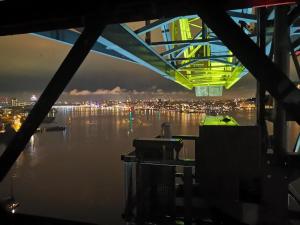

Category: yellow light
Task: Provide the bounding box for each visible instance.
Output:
[12,117,22,132]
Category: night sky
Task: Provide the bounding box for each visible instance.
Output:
[0,32,282,100]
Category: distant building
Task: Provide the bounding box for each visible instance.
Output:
[30,95,37,102]
[0,96,8,105]
[11,98,18,107]
[10,98,30,107]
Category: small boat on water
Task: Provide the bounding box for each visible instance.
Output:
[44,126,66,132]
[36,126,66,133]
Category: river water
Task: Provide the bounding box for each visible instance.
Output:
[0,108,299,224]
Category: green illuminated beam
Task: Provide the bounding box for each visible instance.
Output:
[150,37,220,46]
[213,59,236,66]
[187,71,232,76]
[178,65,233,71]
[177,57,235,69]
[167,54,233,61]
[191,77,228,81]
[189,75,228,83]
[172,70,193,89]
[225,65,247,89]
[164,16,250,93]
[193,81,227,86]
[101,24,194,90]
[178,18,196,69]
[190,77,227,81]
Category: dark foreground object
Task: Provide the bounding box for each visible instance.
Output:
[0,211,98,225]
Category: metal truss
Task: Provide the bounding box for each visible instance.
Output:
[0,0,299,185]
[30,5,300,97]
[0,2,298,225]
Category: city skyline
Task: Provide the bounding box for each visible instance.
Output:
[0,86,256,103]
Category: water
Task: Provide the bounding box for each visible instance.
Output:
[0,108,299,224]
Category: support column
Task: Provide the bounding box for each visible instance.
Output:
[0,21,106,182]
[261,6,290,225]
[197,3,300,124]
[273,6,290,156]
[256,8,266,127]
[184,167,193,225]
[197,3,294,224]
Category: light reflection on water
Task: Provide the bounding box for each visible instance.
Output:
[0,108,298,225]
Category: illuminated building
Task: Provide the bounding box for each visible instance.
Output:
[30,95,37,102]
[11,98,18,107]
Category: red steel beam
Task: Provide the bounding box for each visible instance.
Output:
[251,0,296,7]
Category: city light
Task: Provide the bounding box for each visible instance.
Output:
[30,95,37,102]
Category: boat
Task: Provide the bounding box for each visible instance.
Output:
[44,126,66,132]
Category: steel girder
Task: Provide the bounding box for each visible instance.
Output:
[0,1,296,36]
[139,15,251,92]
[33,25,194,90]
[30,5,300,96]
[197,3,300,124]
[30,14,263,93]
[100,24,193,89]
[33,30,136,63]
[0,0,298,196]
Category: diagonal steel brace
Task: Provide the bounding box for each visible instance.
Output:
[0,21,106,182]
[198,3,300,124]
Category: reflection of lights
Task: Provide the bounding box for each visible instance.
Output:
[12,116,22,131]
[30,135,35,148]
[9,202,19,213]
[2,197,20,214]
[0,123,5,133]
[129,111,133,133]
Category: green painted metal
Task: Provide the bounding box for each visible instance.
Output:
[201,115,239,126]
[169,17,248,93]
[33,13,256,94]
[32,7,300,96]
[102,24,193,90]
